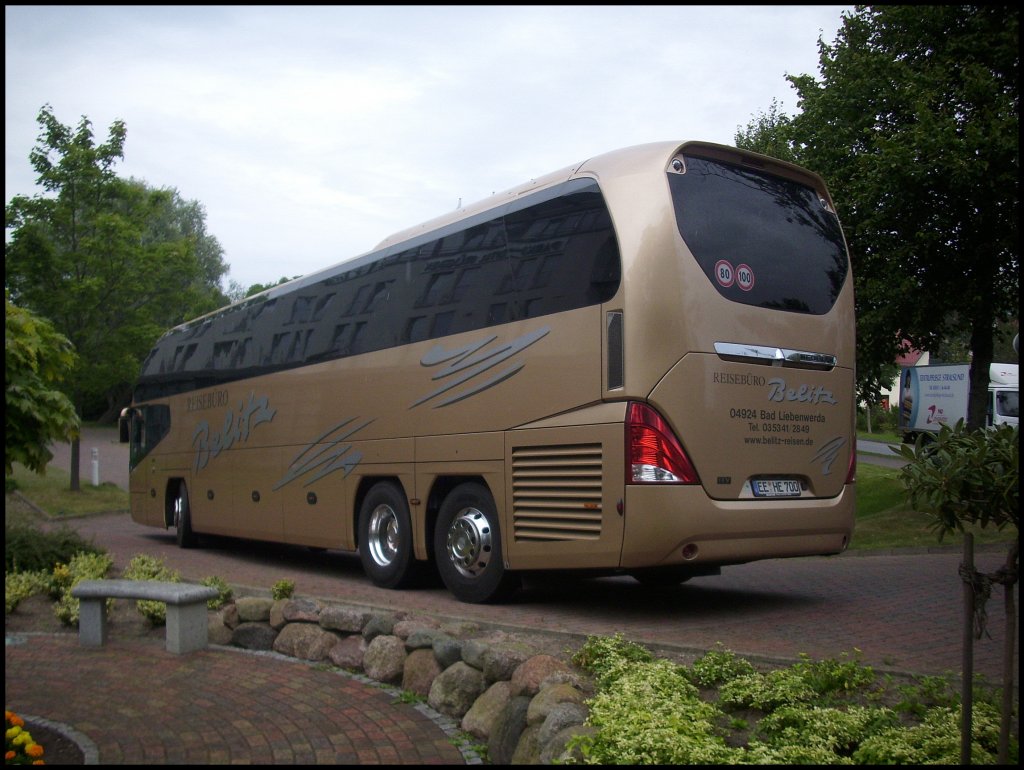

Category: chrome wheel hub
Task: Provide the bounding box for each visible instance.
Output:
[446,507,492,578]
[367,504,399,567]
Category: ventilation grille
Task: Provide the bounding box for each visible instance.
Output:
[512,444,603,541]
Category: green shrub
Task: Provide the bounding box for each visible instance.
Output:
[573,657,737,764]
[271,578,295,601]
[5,521,104,573]
[123,553,181,625]
[563,636,1017,765]
[718,667,818,711]
[687,644,755,687]
[853,703,1011,765]
[790,650,876,698]
[718,651,876,711]
[755,704,898,757]
[200,575,233,610]
[898,421,1018,538]
[894,673,960,717]
[4,569,51,613]
[571,633,654,688]
[52,551,114,626]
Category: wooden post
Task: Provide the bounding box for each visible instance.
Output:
[998,541,1018,765]
[960,533,974,765]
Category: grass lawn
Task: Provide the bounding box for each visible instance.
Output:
[856,428,902,446]
[850,462,1016,551]
[8,463,128,520]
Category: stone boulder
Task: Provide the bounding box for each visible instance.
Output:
[319,605,371,633]
[461,680,513,740]
[234,596,273,623]
[427,661,487,718]
[433,637,463,669]
[328,635,367,670]
[363,634,407,684]
[539,724,596,764]
[537,702,589,747]
[281,597,321,623]
[402,648,442,697]
[527,682,588,725]
[510,654,574,697]
[487,695,531,765]
[361,613,398,641]
[272,622,342,661]
[231,621,277,650]
[481,644,534,683]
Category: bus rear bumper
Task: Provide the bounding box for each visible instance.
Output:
[619,484,855,569]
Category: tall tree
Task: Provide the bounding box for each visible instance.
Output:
[5,296,80,476]
[5,104,228,488]
[782,6,1018,430]
[735,98,799,164]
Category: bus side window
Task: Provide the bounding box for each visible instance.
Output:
[127,405,171,470]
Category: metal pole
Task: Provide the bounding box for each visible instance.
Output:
[91,447,100,487]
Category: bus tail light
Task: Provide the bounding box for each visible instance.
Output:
[846,445,856,484]
[627,402,700,484]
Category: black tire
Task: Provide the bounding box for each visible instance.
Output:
[358,482,422,589]
[434,482,519,603]
[173,481,198,549]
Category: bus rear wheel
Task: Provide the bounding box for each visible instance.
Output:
[358,482,421,589]
[173,481,198,549]
[434,482,519,603]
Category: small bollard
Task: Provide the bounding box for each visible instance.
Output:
[91,448,100,486]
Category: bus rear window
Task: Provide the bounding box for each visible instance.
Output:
[669,154,848,315]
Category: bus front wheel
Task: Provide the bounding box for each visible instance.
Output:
[173,481,198,549]
[434,482,519,603]
[358,482,421,589]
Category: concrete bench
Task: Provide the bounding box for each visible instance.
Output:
[71,579,219,654]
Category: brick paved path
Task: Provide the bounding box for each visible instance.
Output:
[5,633,468,765]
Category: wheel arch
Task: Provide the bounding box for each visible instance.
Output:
[163,477,187,529]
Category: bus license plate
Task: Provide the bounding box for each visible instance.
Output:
[752,479,802,498]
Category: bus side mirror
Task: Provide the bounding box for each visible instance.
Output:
[119,408,132,443]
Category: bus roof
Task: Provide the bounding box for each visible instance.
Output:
[167,140,817,333]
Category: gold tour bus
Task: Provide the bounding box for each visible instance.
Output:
[121,141,856,603]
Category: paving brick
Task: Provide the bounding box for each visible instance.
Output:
[5,635,468,765]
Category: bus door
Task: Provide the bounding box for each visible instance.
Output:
[122,404,171,527]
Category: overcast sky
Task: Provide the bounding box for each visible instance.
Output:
[6,5,852,291]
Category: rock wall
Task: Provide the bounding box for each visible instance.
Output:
[208,595,596,764]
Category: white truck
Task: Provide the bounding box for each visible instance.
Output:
[898,362,1019,441]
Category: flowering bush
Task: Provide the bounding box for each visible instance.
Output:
[4,570,51,614]
[123,554,180,624]
[51,552,113,626]
[5,710,44,765]
[200,575,233,610]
